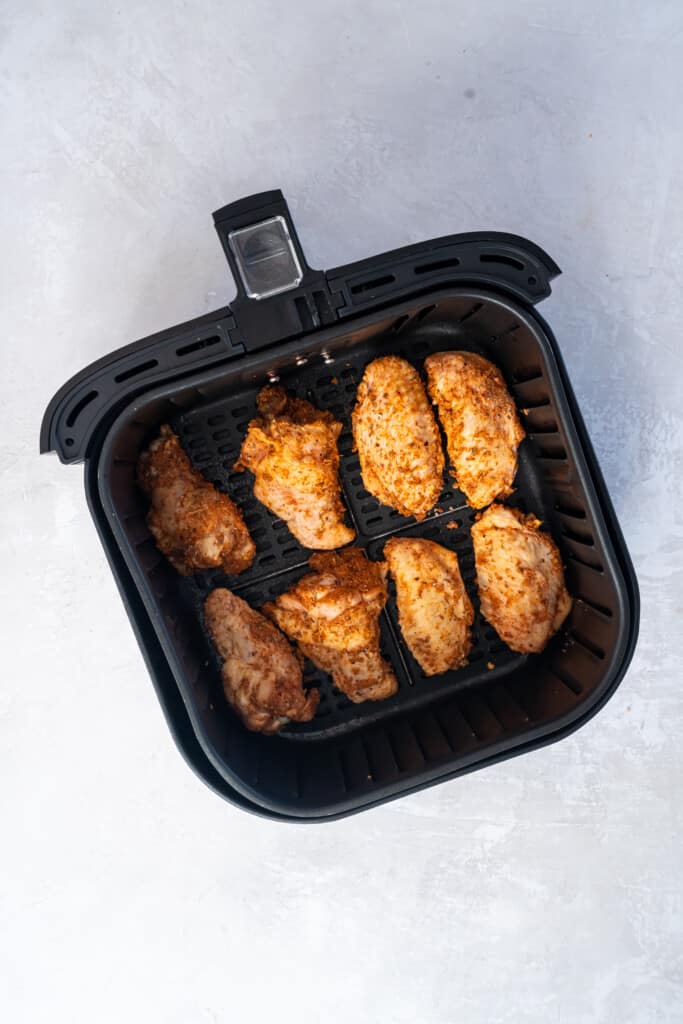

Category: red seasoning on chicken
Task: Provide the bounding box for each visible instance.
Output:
[471,504,571,654]
[352,355,444,519]
[138,425,255,575]
[384,536,474,675]
[425,351,525,509]
[264,549,397,703]
[236,385,354,550]
[205,588,318,734]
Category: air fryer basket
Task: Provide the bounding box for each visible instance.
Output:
[42,191,638,820]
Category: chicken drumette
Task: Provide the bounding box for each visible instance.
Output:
[204,588,318,734]
[384,536,474,675]
[235,386,354,550]
[264,549,397,703]
[471,504,572,654]
[352,355,444,520]
[425,351,525,509]
[138,425,255,575]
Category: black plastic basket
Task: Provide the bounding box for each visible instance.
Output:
[41,190,639,820]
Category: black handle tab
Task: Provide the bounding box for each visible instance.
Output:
[213,190,340,351]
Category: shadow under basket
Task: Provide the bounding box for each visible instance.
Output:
[42,190,638,820]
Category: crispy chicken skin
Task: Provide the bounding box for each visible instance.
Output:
[204,588,318,733]
[425,351,525,509]
[264,549,398,703]
[384,537,474,675]
[352,356,444,519]
[471,504,572,654]
[138,425,255,576]
[235,385,355,550]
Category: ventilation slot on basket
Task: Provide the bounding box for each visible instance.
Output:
[436,704,479,751]
[338,743,372,791]
[493,324,520,342]
[415,303,437,322]
[566,550,604,572]
[570,630,605,661]
[114,359,159,383]
[350,274,396,295]
[480,253,525,271]
[312,290,331,322]
[295,296,314,330]
[550,666,583,696]
[458,302,484,324]
[577,596,613,619]
[387,726,425,773]
[528,421,559,435]
[414,714,453,761]
[66,389,98,427]
[536,441,567,461]
[391,314,411,333]
[414,256,461,275]
[520,396,550,410]
[555,500,586,519]
[176,335,220,358]
[562,526,595,546]
[513,367,543,384]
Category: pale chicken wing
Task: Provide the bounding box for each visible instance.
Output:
[352,355,444,519]
[384,537,474,675]
[235,385,354,550]
[138,425,255,575]
[471,504,572,654]
[425,351,525,509]
[264,549,397,703]
[204,588,318,734]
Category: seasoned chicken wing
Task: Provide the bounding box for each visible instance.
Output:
[471,504,572,654]
[235,385,354,550]
[204,588,318,734]
[384,537,474,675]
[425,351,525,509]
[264,549,397,703]
[352,356,444,519]
[138,425,255,575]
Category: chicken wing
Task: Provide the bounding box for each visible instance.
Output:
[471,504,572,654]
[138,425,255,575]
[204,588,318,733]
[425,351,525,509]
[264,549,398,703]
[352,355,444,519]
[384,537,474,675]
[235,385,355,550]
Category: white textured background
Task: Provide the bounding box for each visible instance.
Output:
[2,2,682,1021]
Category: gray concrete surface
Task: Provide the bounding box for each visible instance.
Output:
[2,1,682,1021]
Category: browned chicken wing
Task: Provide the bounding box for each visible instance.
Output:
[352,355,444,519]
[204,588,318,733]
[425,351,525,509]
[138,425,255,575]
[264,549,398,703]
[235,385,355,550]
[384,536,474,675]
[471,504,572,654]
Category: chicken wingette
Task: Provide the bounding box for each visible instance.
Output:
[204,588,318,733]
[425,351,525,509]
[352,355,444,519]
[264,549,397,703]
[384,537,474,675]
[138,425,255,575]
[235,385,354,550]
[471,504,571,654]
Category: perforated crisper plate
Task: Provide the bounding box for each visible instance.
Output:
[167,322,547,739]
